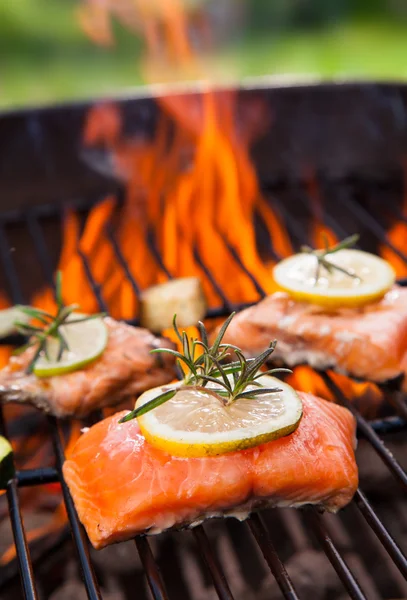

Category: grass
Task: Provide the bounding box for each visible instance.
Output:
[1,1,407,109]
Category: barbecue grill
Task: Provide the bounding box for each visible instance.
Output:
[1,81,407,600]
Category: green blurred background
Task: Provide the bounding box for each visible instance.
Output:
[2,0,407,109]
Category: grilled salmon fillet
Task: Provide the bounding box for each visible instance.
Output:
[214,287,407,386]
[0,317,176,418]
[63,393,357,549]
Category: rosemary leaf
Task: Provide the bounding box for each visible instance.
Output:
[199,374,232,392]
[301,233,360,285]
[172,315,183,344]
[235,387,282,400]
[55,271,63,307]
[14,271,106,373]
[12,341,36,356]
[197,321,208,348]
[119,389,177,422]
[27,342,46,374]
[211,312,235,355]
[120,311,287,423]
[244,341,277,381]
[320,259,359,280]
[207,356,233,393]
[254,367,293,379]
[15,305,53,324]
[324,233,359,255]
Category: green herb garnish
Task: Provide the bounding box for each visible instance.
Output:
[13,271,105,374]
[300,233,361,285]
[119,313,290,422]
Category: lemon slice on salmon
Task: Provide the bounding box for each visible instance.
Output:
[135,375,303,457]
[273,249,395,308]
[33,314,108,377]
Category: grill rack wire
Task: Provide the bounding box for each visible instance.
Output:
[0,193,406,600]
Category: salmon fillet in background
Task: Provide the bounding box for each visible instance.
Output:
[212,286,407,389]
[0,318,176,418]
[63,393,358,549]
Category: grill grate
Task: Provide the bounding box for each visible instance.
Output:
[0,195,406,600]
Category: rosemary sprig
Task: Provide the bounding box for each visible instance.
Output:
[300,233,361,285]
[13,271,105,373]
[119,313,291,423]
[148,312,240,386]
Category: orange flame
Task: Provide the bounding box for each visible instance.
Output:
[287,366,384,419]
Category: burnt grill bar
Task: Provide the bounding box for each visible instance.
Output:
[0,194,406,598]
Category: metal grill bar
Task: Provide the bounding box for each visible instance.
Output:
[384,392,407,421]
[223,243,267,298]
[73,230,172,599]
[48,417,102,600]
[354,490,407,579]
[370,415,406,434]
[319,372,407,491]
[0,409,38,600]
[305,509,367,600]
[146,229,172,279]
[14,467,59,487]
[77,249,110,313]
[0,221,25,304]
[1,203,407,600]
[134,537,169,600]
[0,217,103,600]
[340,195,407,263]
[106,226,142,300]
[192,525,235,600]
[25,213,55,285]
[247,514,299,600]
[193,246,234,312]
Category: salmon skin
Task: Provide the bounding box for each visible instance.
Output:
[63,393,357,549]
[0,317,176,418]
[213,287,407,387]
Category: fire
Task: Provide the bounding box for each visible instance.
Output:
[0,292,13,369]
[287,366,384,419]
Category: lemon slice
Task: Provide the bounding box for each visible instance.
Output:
[273,249,395,308]
[136,375,303,457]
[33,314,108,378]
[0,436,14,487]
[0,307,29,338]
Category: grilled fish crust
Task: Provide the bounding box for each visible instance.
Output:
[63,393,358,549]
[0,317,176,418]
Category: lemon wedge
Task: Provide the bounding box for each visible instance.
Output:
[0,435,14,487]
[0,307,29,338]
[135,375,303,457]
[33,314,108,378]
[273,249,395,308]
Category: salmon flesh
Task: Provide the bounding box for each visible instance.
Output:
[0,317,176,418]
[63,393,358,549]
[214,287,407,386]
